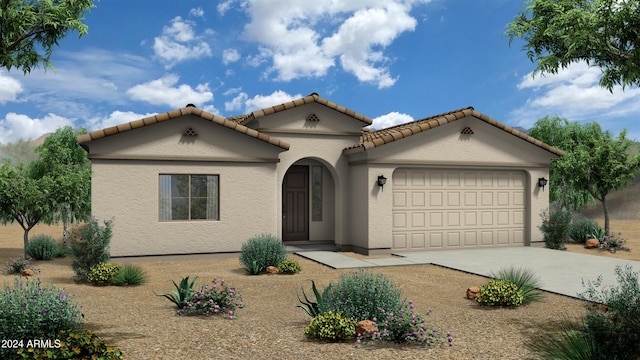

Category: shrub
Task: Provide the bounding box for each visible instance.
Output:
[319,270,403,322]
[365,300,451,346]
[239,233,287,275]
[598,233,631,253]
[156,276,198,309]
[3,255,33,274]
[87,262,121,286]
[527,319,598,360]
[297,280,327,317]
[0,278,83,359]
[111,264,147,286]
[18,329,124,359]
[178,277,244,319]
[577,264,640,359]
[278,258,302,274]
[476,279,524,307]
[490,266,543,304]
[539,208,572,250]
[26,234,59,260]
[304,311,357,341]
[56,244,67,258]
[568,218,602,243]
[69,218,113,281]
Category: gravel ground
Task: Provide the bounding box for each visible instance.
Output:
[3,221,638,360]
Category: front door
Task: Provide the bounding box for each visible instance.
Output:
[282,165,309,241]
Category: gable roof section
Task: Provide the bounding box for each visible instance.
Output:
[77,106,290,150]
[232,93,373,126]
[344,107,564,156]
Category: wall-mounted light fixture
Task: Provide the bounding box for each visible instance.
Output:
[538,177,548,191]
[377,175,387,190]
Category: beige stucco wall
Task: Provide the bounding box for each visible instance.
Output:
[85,115,286,257]
[347,116,557,252]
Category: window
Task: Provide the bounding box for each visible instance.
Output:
[311,165,322,221]
[159,175,219,221]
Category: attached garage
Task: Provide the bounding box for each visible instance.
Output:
[392,168,526,251]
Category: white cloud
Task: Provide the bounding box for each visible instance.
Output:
[222,48,241,65]
[0,113,73,144]
[126,75,214,109]
[153,16,213,68]
[225,90,303,113]
[0,72,23,104]
[189,7,204,18]
[512,61,640,129]
[223,0,429,88]
[370,111,414,129]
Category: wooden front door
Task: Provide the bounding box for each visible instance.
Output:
[283,165,309,241]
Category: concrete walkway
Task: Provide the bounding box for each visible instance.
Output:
[295,247,640,299]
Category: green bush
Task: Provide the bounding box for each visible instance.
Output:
[490,266,543,304]
[568,218,602,243]
[527,319,598,360]
[539,209,572,250]
[239,233,287,275]
[111,264,147,286]
[277,258,301,274]
[476,279,524,307]
[177,277,244,319]
[69,218,113,281]
[56,244,67,258]
[0,278,83,359]
[578,264,640,359]
[25,234,59,260]
[304,311,357,341]
[18,329,124,359]
[319,269,403,322]
[87,262,121,286]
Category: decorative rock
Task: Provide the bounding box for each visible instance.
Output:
[21,269,34,277]
[266,266,279,274]
[585,239,600,249]
[466,286,480,300]
[355,320,378,337]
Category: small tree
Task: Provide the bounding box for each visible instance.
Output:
[530,117,640,235]
[0,162,55,252]
[30,126,91,246]
[68,218,113,281]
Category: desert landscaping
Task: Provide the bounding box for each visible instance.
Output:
[1,214,638,359]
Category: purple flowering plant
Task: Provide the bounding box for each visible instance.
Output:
[599,233,631,253]
[177,277,244,319]
[357,300,452,347]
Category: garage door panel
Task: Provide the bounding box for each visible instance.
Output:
[393,169,526,250]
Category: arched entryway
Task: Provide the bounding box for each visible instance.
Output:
[282,158,336,242]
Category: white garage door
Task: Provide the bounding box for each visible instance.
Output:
[392,168,526,251]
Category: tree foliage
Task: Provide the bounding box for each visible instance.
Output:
[0,0,97,73]
[506,0,640,91]
[0,126,91,253]
[530,116,640,235]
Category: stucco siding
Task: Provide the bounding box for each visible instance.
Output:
[92,160,278,256]
[251,103,365,134]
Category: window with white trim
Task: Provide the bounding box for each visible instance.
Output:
[159,175,219,221]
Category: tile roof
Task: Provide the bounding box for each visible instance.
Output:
[344,107,564,156]
[77,105,290,150]
[233,92,373,126]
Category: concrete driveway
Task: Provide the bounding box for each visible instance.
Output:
[295,247,640,299]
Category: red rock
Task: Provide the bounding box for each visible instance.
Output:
[356,320,378,337]
[266,266,279,274]
[466,286,480,300]
[585,239,600,249]
[21,269,34,277]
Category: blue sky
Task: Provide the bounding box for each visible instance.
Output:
[1,0,640,145]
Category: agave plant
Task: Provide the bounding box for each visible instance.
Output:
[297,280,327,317]
[156,276,198,309]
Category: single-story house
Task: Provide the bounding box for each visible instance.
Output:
[77,93,562,257]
